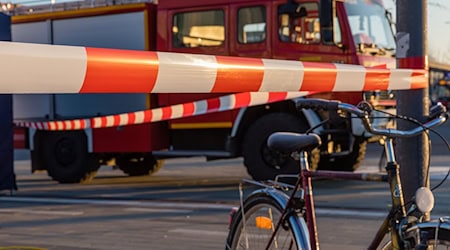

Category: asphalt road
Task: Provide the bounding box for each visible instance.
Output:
[1,155,449,249]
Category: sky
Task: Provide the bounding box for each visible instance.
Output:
[4,0,450,65]
[383,0,450,64]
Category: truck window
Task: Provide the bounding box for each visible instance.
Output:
[172,10,224,48]
[278,2,320,44]
[237,6,266,44]
[344,0,396,51]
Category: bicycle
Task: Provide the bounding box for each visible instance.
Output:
[225,98,450,250]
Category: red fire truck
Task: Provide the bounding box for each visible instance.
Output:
[11,0,396,183]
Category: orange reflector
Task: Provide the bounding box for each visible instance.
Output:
[255,216,273,230]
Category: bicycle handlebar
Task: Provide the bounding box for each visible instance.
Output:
[296,99,448,138]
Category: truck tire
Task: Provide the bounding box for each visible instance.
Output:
[37,130,100,183]
[116,153,164,176]
[242,112,319,181]
[317,137,367,171]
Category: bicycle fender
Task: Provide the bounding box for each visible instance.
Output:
[248,188,312,250]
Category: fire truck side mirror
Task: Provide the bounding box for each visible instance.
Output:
[319,0,335,44]
[278,0,308,18]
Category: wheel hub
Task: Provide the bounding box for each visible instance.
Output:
[55,138,76,166]
[261,143,289,170]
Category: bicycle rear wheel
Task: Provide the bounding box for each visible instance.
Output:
[226,190,310,250]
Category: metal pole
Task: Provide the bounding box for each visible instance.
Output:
[396,0,429,204]
[0,13,17,193]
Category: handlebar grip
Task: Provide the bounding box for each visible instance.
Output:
[429,102,447,119]
[295,98,341,111]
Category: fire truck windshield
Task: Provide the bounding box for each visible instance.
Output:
[344,0,396,55]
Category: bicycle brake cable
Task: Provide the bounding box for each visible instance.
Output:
[372,107,450,191]
[304,118,329,135]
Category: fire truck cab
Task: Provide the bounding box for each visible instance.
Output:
[11,0,396,183]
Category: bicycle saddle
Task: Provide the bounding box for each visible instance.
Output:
[267,132,321,153]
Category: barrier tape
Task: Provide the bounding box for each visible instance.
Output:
[0,41,427,94]
[14,92,309,130]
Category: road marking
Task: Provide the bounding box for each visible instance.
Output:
[315,208,386,218]
[169,228,228,237]
[124,207,193,213]
[0,208,83,216]
[0,196,232,210]
[0,247,47,250]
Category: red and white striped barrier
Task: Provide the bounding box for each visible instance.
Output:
[14,92,309,130]
[1,41,427,94]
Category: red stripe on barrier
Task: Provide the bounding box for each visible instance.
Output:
[213,56,264,92]
[410,70,428,89]
[128,113,136,124]
[363,68,390,91]
[235,92,252,108]
[100,117,107,128]
[162,106,172,120]
[268,92,288,102]
[147,110,155,122]
[113,115,121,127]
[207,98,221,112]
[300,62,337,91]
[81,48,159,93]
[183,102,195,117]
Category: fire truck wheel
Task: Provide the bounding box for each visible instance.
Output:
[116,153,164,176]
[317,137,367,171]
[242,112,320,181]
[37,131,100,183]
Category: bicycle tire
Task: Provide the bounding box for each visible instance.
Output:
[226,189,311,250]
[410,219,450,249]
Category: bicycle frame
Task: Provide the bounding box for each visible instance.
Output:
[297,138,409,250]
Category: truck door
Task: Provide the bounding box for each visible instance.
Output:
[271,1,349,64]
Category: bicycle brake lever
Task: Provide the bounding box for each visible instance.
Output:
[429,102,447,120]
[356,101,373,115]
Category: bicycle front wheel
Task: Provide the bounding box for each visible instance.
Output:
[382,219,450,249]
[226,190,310,250]
[411,219,450,249]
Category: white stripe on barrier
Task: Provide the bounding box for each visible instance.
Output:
[152,108,163,122]
[119,114,129,127]
[334,64,366,91]
[194,100,208,115]
[250,92,268,105]
[219,95,235,112]
[171,104,185,119]
[260,59,304,91]
[135,111,145,124]
[389,69,413,90]
[153,52,218,93]
[0,42,87,93]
